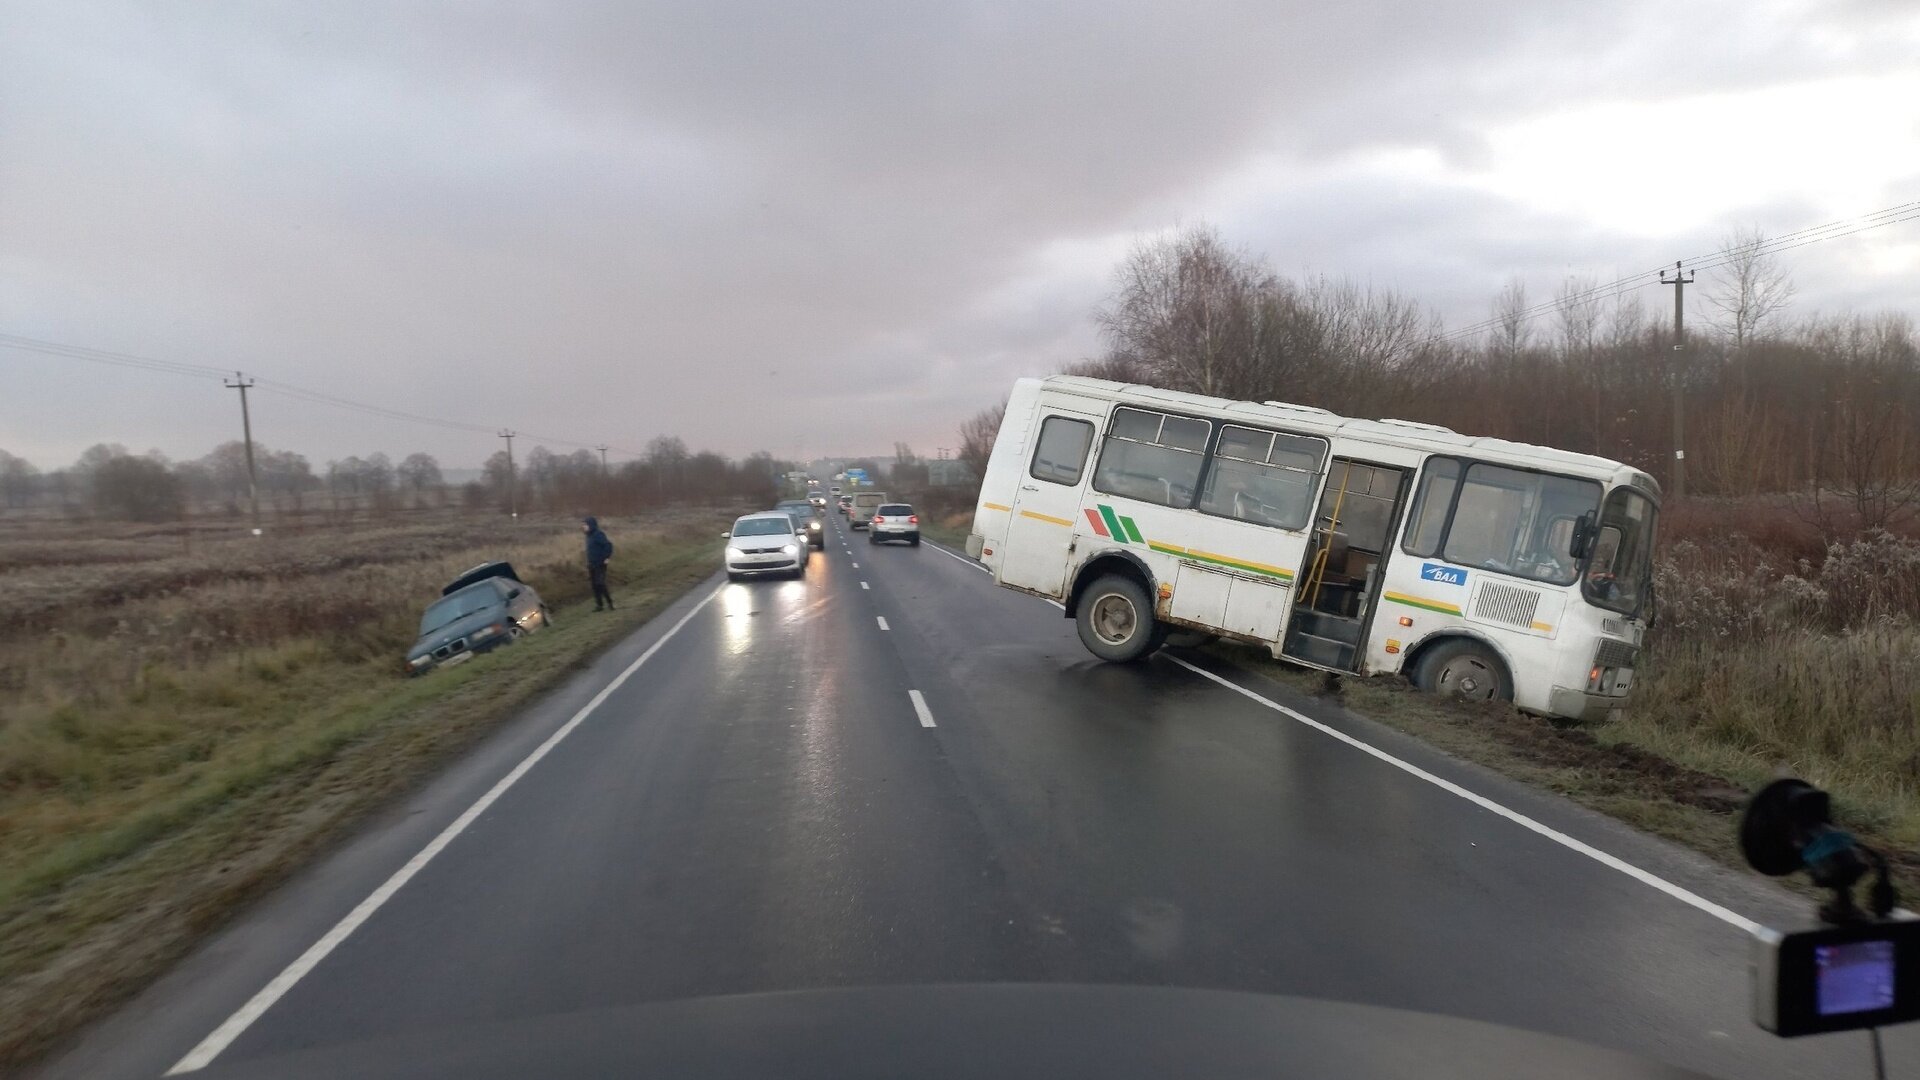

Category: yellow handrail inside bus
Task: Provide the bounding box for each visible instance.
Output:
[1305,466,1352,609]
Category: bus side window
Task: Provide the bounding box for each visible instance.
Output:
[1091,407,1210,508]
[1029,416,1095,486]
[1197,425,1323,530]
[1401,458,1459,557]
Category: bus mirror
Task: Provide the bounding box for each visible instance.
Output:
[1569,512,1596,561]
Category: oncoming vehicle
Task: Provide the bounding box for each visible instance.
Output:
[724,511,809,580]
[405,562,550,675]
[848,490,887,529]
[967,376,1658,721]
[869,502,920,546]
[775,499,825,548]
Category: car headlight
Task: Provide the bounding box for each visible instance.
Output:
[782,543,798,555]
[727,546,746,558]
[408,654,431,668]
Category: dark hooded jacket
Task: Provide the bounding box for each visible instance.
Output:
[583,517,613,567]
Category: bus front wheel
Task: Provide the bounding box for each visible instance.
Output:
[1076,574,1158,663]
[1414,639,1513,703]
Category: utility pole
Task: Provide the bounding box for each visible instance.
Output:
[498,430,517,519]
[596,445,609,474]
[1660,261,1694,501]
[225,372,262,532]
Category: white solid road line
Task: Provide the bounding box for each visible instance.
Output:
[1163,655,1761,935]
[166,583,727,1075]
[908,689,936,727]
[860,581,870,590]
[877,616,890,630]
[933,552,1759,933]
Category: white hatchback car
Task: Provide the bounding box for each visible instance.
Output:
[724,512,808,580]
[868,502,920,546]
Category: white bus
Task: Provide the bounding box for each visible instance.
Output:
[965,376,1659,721]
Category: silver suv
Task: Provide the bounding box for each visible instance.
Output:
[868,503,920,547]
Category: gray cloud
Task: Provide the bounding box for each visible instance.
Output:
[2,1,1915,469]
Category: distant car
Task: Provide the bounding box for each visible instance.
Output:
[837,495,852,515]
[869,502,920,546]
[808,493,827,509]
[725,512,808,580]
[775,499,825,549]
[830,485,842,496]
[848,491,887,529]
[406,562,549,675]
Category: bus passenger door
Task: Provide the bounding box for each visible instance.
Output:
[1282,459,1409,671]
[999,407,1101,598]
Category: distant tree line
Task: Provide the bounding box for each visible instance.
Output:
[0,436,795,522]
[959,222,1920,534]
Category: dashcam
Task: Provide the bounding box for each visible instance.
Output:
[1753,918,1920,1037]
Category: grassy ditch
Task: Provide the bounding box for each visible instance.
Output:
[1203,529,1920,897]
[0,509,732,1066]
[917,511,972,550]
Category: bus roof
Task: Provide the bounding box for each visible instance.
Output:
[1036,374,1659,496]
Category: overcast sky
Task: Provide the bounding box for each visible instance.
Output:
[3,0,1917,470]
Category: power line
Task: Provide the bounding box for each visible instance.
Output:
[1427,199,1920,345]
[0,331,648,459]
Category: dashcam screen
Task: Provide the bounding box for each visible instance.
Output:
[1816,940,1897,1016]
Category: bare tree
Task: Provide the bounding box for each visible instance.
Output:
[1556,274,1602,451]
[1097,224,1273,398]
[398,452,442,506]
[0,449,39,509]
[1800,313,1920,533]
[1704,224,1795,353]
[1489,277,1532,361]
[958,402,1006,488]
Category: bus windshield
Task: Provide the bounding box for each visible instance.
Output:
[1583,488,1657,617]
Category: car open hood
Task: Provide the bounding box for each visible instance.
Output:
[189,983,1711,1080]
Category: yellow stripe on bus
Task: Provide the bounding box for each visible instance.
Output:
[982,502,1012,512]
[1018,509,1075,527]
[1532,621,1554,633]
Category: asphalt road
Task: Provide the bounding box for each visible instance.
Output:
[36,510,1915,1079]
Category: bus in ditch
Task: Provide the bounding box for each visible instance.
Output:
[964,375,1658,721]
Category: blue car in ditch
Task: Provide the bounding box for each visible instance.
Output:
[405,562,551,675]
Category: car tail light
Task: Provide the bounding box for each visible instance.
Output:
[873,516,885,524]
[909,515,919,524]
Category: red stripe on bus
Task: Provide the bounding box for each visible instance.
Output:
[1083,508,1111,537]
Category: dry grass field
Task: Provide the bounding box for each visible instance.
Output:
[0,506,735,1065]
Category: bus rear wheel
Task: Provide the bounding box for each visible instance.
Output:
[1414,639,1513,703]
[1076,574,1158,663]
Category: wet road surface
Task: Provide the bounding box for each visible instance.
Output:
[36,511,1911,1079]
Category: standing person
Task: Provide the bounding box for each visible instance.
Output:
[583,516,614,610]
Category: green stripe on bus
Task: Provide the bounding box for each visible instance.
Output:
[1181,550,1294,580]
[1119,515,1144,544]
[1098,505,1128,542]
